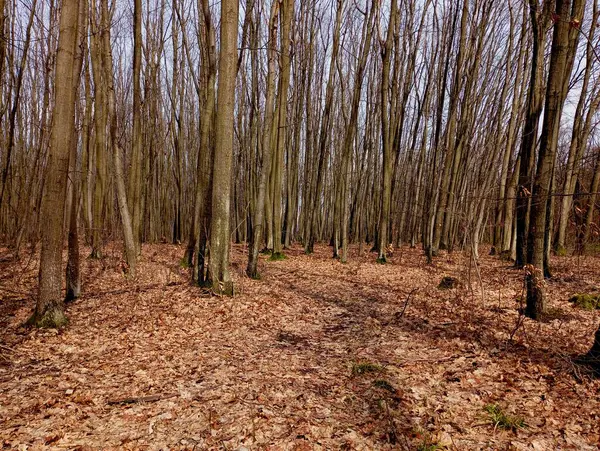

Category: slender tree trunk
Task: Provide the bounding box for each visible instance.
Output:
[101,0,137,277]
[90,9,107,259]
[0,0,36,210]
[247,0,279,278]
[304,0,342,255]
[66,0,87,302]
[377,0,397,263]
[583,149,600,249]
[338,1,376,263]
[270,0,293,258]
[129,0,143,254]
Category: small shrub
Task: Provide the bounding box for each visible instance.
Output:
[351,361,383,376]
[484,404,526,431]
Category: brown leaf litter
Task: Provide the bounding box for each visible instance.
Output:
[0,243,599,450]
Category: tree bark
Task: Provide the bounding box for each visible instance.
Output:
[526,0,577,319]
[208,0,238,296]
[30,0,81,328]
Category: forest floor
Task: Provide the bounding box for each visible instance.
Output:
[1,242,599,450]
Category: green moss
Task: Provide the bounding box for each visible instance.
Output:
[555,245,568,257]
[179,258,191,268]
[569,293,600,310]
[413,428,446,451]
[26,306,69,329]
[351,361,383,376]
[269,252,287,261]
[484,404,526,431]
[373,379,395,392]
[376,257,387,265]
[212,280,234,296]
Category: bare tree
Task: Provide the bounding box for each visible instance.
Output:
[208,0,238,295]
[30,0,81,327]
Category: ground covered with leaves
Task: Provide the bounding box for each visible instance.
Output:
[1,243,599,450]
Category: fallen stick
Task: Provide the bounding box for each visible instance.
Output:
[108,393,177,406]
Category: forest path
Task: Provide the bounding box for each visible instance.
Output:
[1,243,599,449]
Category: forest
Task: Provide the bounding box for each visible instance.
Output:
[1,0,600,448]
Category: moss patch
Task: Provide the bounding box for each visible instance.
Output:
[269,252,287,262]
[555,245,568,257]
[372,379,395,392]
[569,293,600,311]
[26,306,68,329]
[351,361,383,376]
[438,276,458,290]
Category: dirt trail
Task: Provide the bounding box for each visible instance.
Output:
[1,244,599,450]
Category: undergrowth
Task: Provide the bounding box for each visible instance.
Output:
[484,404,526,431]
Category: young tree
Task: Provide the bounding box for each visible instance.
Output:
[129,0,143,254]
[270,0,294,259]
[100,0,137,277]
[247,0,279,279]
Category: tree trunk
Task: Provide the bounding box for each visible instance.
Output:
[583,149,600,248]
[526,0,576,319]
[101,0,137,277]
[30,0,81,328]
[247,0,279,279]
[377,0,397,263]
[271,0,293,258]
[129,0,143,254]
[66,0,87,302]
[208,0,238,296]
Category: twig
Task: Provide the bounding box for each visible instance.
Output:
[397,288,417,319]
[107,393,177,406]
[0,344,15,352]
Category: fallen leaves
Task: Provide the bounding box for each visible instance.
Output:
[0,243,599,449]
